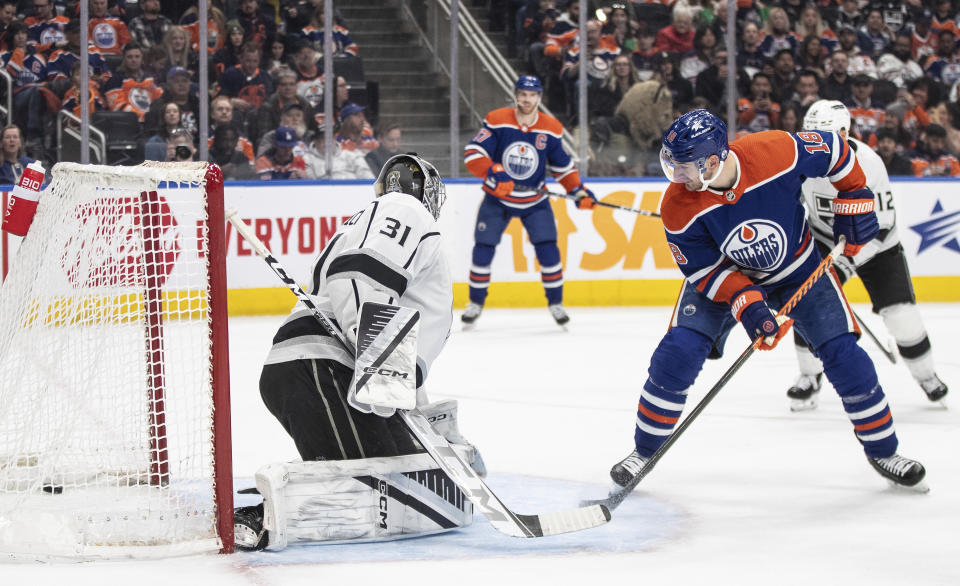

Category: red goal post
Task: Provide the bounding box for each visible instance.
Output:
[0,161,233,560]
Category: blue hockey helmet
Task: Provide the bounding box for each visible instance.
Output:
[515,75,543,93]
[660,109,730,189]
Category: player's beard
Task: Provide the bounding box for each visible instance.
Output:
[516,99,539,117]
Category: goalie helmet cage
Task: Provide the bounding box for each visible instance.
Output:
[0,161,233,560]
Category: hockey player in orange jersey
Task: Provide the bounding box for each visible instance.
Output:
[461,75,596,327]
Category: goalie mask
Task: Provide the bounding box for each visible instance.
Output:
[374,153,446,220]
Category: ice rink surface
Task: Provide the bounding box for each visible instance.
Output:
[7,304,959,585]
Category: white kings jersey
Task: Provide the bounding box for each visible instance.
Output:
[802,137,899,265]
[265,192,453,387]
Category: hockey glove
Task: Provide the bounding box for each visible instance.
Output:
[572,185,597,209]
[482,164,515,198]
[731,285,793,351]
[832,188,879,256]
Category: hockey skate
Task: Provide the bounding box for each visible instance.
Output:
[919,375,948,403]
[548,304,570,326]
[234,503,268,551]
[787,373,822,411]
[867,453,928,492]
[461,302,483,327]
[610,450,647,488]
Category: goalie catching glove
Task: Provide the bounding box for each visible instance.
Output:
[731,285,793,350]
[348,302,420,418]
[832,188,879,257]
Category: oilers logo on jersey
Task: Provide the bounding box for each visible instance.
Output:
[721,220,787,271]
[93,23,117,49]
[502,142,539,180]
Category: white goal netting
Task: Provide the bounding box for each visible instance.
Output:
[0,162,230,560]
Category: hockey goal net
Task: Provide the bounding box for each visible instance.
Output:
[0,161,232,560]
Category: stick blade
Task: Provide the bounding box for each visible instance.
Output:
[517,504,611,537]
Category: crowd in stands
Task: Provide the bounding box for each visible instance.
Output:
[3,0,960,181]
[511,0,960,176]
[0,0,398,182]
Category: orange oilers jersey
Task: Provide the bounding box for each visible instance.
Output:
[104,77,162,121]
[661,130,868,304]
[89,17,131,55]
[463,107,580,208]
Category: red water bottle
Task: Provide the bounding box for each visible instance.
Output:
[2,161,45,236]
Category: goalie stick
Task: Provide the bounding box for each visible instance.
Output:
[584,238,848,512]
[540,189,662,218]
[226,210,611,538]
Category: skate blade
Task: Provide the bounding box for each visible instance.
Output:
[789,397,819,412]
[886,479,930,494]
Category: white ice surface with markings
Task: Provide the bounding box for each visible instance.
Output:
[5,305,959,585]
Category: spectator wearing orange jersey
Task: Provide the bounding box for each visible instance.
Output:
[541,0,578,60]
[88,0,131,56]
[846,74,885,146]
[908,123,960,176]
[335,102,378,154]
[931,0,960,37]
[911,10,938,61]
[61,60,107,119]
[255,125,307,180]
[102,42,162,122]
[181,6,226,56]
[559,19,620,86]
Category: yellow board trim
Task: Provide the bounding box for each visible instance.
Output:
[226,276,960,315]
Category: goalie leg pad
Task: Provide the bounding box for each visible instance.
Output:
[256,455,474,550]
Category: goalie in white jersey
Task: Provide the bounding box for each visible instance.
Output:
[787,100,948,410]
[235,154,483,551]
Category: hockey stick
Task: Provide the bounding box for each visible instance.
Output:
[584,238,848,512]
[226,210,611,537]
[540,189,662,217]
[851,308,897,364]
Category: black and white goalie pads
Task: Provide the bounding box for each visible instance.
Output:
[348,302,419,417]
[255,451,475,549]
